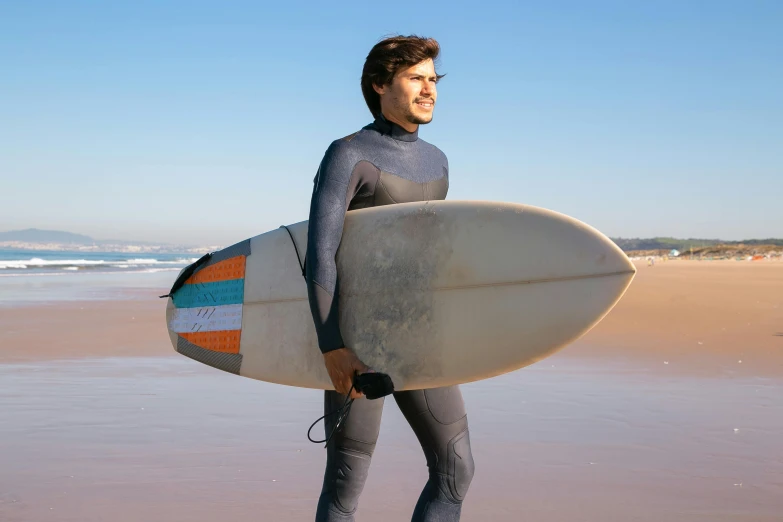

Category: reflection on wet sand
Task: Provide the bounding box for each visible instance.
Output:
[1,357,781,521]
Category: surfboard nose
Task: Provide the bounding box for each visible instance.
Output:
[418,201,637,290]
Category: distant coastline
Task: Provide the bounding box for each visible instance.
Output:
[613,237,783,260]
[0,229,218,254]
[3,228,782,259]
[0,241,216,254]
[625,244,782,261]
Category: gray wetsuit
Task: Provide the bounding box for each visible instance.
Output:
[306,115,475,522]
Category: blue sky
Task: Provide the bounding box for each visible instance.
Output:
[1,1,781,246]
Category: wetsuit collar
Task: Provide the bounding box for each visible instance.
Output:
[373,113,419,142]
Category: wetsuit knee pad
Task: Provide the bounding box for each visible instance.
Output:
[328,444,374,514]
[446,428,476,502]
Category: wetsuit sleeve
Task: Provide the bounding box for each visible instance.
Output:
[305,142,377,354]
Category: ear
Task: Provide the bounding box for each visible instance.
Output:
[372,83,386,96]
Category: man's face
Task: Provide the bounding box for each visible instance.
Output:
[374,59,438,127]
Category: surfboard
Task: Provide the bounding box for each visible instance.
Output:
[165,200,635,390]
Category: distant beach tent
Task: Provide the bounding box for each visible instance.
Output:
[670,249,680,257]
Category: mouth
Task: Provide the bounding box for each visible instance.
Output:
[415,100,434,110]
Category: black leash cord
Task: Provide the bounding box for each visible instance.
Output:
[282,223,351,447]
[280,225,306,278]
[307,385,356,447]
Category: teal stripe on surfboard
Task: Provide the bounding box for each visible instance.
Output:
[172,279,245,308]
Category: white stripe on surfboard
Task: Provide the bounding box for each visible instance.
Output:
[168,304,243,333]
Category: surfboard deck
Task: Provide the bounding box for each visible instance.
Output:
[165,200,635,390]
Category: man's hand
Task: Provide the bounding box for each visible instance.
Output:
[323,347,370,399]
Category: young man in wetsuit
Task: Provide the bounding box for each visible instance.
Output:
[305,36,475,522]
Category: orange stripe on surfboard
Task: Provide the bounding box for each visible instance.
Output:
[181,330,241,354]
[186,256,246,284]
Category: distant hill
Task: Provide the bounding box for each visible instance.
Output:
[0,228,95,244]
[0,228,213,253]
[611,237,783,251]
[0,228,166,246]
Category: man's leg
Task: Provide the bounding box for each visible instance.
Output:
[394,385,475,522]
[315,390,385,522]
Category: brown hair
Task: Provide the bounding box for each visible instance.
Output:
[361,35,445,118]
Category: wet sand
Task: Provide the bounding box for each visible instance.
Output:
[1,261,782,520]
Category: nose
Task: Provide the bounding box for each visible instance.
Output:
[421,79,436,97]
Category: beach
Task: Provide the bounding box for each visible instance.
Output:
[1,260,782,521]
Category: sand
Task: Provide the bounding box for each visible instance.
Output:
[1,260,782,521]
[582,260,783,377]
[0,297,168,363]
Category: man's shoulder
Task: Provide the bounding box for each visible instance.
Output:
[416,136,449,167]
[338,130,362,143]
[325,126,370,151]
[315,129,373,185]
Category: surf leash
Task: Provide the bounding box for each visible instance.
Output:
[280,225,306,278]
[307,385,356,448]
[307,371,395,448]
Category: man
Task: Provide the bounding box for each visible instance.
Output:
[305,36,475,522]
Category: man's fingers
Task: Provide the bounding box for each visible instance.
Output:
[348,376,362,397]
[338,375,354,397]
[344,373,362,398]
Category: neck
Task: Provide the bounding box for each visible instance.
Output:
[381,110,418,133]
[374,112,419,142]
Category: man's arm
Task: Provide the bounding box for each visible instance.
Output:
[305,141,376,354]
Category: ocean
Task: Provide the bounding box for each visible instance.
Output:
[0,248,198,275]
[0,248,198,305]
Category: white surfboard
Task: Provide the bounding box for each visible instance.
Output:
[165,200,635,390]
